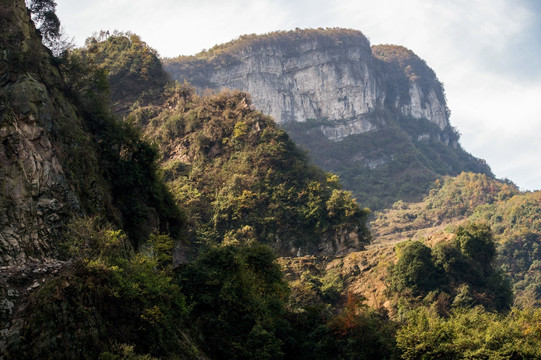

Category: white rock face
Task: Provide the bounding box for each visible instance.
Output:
[401,83,449,130]
[166,32,451,141]
[320,117,378,141]
[210,42,383,131]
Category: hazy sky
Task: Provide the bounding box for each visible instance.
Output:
[55,0,541,191]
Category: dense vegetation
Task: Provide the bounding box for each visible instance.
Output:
[397,306,541,359]
[390,230,540,359]
[8,219,191,359]
[127,84,370,254]
[4,27,382,358]
[73,31,169,113]
[11,215,538,359]
[8,218,398,359]
[388,223,512,313]
[66,33,370,255]
[57,42,182,246]
[373,172,541,307]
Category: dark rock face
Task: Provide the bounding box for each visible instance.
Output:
[0,0,98,265]
[0,76,81,264]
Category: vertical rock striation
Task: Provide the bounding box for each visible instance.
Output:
[164,29,450,141]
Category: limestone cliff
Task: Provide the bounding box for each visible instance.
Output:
[372,44,450,131]
[164,29,450,141]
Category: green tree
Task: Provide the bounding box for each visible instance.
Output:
[8,219,189,359]
[390,241,443,295]
[177,244,289,359]
[329,293,398,359]
[454,223,496,275]
[397,307,541,359]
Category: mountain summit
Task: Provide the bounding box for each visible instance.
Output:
[164,29,492,209]
[166,29,448,132]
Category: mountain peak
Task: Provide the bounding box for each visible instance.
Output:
[165,28,448,132]
[163,29,490,210]
[176,28,371,61]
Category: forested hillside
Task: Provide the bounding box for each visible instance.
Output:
[371,172,541,307]
[2,20,375,358]
[132,86,370,257]
[74,30,169,114]
[75,32,371,257]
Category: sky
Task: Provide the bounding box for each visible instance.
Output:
[55,0,541,191]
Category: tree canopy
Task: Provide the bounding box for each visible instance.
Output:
[27,0,60,44]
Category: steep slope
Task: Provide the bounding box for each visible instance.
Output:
[164,29,492,210]
[1,3,184,356]
[0,3,180,266]
[164,29,447,129]
[128,85,370,257]
[372,44,449,129]
[2,27,373,358]
[0,0,103,265]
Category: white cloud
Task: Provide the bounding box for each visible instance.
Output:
[56,0,292,56]
[449,73,541,191]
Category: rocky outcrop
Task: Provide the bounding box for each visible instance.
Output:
[319,116,379,141]
[209,39,382,127]
[401,83,448,130]
[371,44,450,131]
[0,0,100,265]
[275,224,364,258]
[0,1,89,353]
[164,29,451,141]
[0,258,66,350]
[0,76,82,265]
